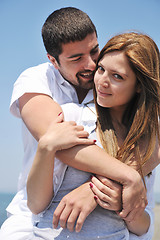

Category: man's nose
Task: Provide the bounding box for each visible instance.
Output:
[84,56,96,71]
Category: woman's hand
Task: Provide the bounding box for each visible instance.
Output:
[90,175,122,211]
[39,112,96,153]
[53,181,97,232]
[90,174,147,222]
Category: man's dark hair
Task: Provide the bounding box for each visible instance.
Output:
[42,7,97,62]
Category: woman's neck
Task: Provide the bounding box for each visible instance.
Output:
[110,108,125,125]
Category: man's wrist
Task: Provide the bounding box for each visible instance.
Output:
[120,166,141,187]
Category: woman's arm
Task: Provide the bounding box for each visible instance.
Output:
[56,145,147,220]
[20,93,147,219]
[27,141,55,214]
[27,113,95,214]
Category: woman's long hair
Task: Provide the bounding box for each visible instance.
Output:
[94,32,160,178]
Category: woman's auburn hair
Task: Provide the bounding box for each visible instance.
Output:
[94,32,160,178]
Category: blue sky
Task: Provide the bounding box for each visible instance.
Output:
[1,0,160,196]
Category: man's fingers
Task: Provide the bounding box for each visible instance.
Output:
[118,206,144,222]
[123,194,147,220]
[75,211,89,233]
[53,201,65,228]
[118,208,129,219]
[59,206,72,229]
[67,209,80,232]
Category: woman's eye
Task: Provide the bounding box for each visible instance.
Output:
[114,74,123,80]
[97,65,104,72]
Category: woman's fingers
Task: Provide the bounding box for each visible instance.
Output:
[90,175,122,211]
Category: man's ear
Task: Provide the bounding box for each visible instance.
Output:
[47,53,59,69]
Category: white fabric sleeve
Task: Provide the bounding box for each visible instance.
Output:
[10,64,53,118]
[61,103,82,122]
[129,169,156,240]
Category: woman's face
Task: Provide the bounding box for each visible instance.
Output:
[94,51,138,112]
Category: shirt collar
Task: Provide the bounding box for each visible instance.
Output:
[55,69,94,104]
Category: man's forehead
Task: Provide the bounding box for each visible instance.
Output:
[60,33,98,58]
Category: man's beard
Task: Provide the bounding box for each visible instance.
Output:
[76,72,94,90]
[59,69,94,90]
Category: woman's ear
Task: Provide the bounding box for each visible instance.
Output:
[47,53,59,69]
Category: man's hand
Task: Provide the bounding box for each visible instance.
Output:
[118,172,147,222]
[53,181,97,232]
[89,161,147,222]
[90,175,122,211]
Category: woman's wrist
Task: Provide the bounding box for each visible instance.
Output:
[38,136,58,155]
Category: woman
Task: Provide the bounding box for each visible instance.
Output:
[27,32,160,239]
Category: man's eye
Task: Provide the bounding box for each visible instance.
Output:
[114,74,123,80]
[91,49,99,55]
[71,57,81,62]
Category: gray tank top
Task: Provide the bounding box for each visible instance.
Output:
[35,166,129,240]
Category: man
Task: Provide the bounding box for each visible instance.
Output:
[0,7,152,239]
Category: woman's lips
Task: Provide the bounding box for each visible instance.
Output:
[98,89,112,97]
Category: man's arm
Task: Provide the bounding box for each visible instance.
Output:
[19,93,62,140]
[19,93,159,176]
[20,93,147,219]
[125,211,150,236]
[56,144,147,220]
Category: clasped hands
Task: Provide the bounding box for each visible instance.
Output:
[52,174,147,232]
[39,114,147,232]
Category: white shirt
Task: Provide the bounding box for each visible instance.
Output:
[7,62,93,217]
[8,62,154,239]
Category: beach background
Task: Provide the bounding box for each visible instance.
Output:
[0,0,159,238]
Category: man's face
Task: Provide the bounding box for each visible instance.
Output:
[51,33,99,90]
